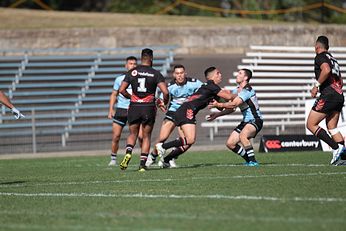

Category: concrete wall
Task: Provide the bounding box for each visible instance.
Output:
[1,24,345,54]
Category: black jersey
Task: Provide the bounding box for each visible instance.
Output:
[124,65,165,105]
[183,80,221,114]
[314,51,343,95]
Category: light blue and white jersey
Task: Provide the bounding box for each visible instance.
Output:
[166,77,203,112]
[113,74,132,109]
[232,84,263,122]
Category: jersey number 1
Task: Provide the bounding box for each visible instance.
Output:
[137,78,147,92]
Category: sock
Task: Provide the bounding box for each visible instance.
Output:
[231,144,249,162]
[245,145,256,162]
[164,145,190,162]
[140,153,148,167]
[162,137,187,150]
[125,144,134,154]
[315,127,339,150]
[111,152,117,160]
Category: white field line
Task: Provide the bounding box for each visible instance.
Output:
[0,192,345,203]
[1,171,345,188]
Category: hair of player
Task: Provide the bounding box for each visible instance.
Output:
[316,35,329,50]
[126,56,137,62]
[241,68,252,82]
[141,48,153,61]
[173,64,185,71]
[204,66,217,79]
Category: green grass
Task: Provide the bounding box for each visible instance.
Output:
[0,8,293,30]
[0,150,345,231]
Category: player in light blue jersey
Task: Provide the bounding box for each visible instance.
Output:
[208,69,263,166]
[0,90,25,120]
[146,64,203,168]
[107,56,138,166]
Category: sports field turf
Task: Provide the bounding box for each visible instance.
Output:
[0,150,345,231]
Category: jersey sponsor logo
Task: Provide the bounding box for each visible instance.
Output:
[186,109,194,120]
[131,70,138,76]
[131,93,155,103]
[138,71,154,77]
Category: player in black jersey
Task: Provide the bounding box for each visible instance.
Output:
[118,48,169,171]
[155,66,236,168]
[306,35,346,165]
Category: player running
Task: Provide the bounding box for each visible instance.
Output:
[107,56,143,166]
[118,48,169,171]
[306,35,346,165]
[155,66,235,168]
[0,90,25,119]
[207,69,263,166]
[145,64,203,168]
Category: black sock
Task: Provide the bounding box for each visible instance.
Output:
[126,144,134,154]
[245,145,256,162]
[162,137,187,150]
[164,145,190,162]
[231,144,249,162]
[315,127,339,150]
[150,152,158,159]
[140,153,148,167]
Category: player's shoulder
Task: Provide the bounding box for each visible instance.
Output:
[243,84,253,92]
[116,74,126,81]
[186,77,199,83]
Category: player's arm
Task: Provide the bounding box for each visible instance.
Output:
[311,62,331,98]
[157,82,169,105]
[206,108,235,121]
[210,96,242,110]
[0,91,25,119]
[217,89,237,101]
[119,81,131,99]
[108,90,118,119]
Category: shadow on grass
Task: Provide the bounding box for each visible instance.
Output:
[0,180,26,185]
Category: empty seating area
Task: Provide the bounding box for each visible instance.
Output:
[0,46,176,153]
[202,45,346,141]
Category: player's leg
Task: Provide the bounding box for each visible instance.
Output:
[161,126,192,167]
[119,123,140,170]
[225,130,249,163]
[307,109,342,164]
[139,123,154,171]
[108,122,124,166]
[146,119,176,167]
[239,124,258,166]
[325,111,346,164]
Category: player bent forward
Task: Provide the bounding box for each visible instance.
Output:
[208,69,263,166]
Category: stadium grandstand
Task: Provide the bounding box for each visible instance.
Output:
[202,45,346,141]
[0,45,176,153]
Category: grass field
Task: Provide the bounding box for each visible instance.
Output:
[0,8,289,30]
[0,150,345,231]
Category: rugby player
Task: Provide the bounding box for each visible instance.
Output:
[155,66,236,168]
[146,64,203,168]
[207,69,263,166]
[306,35,346,165]
[118,48,169,171]
[107,56,142,166]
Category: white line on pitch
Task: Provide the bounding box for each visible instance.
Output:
[0,192,345,203]
[1,171,345,188]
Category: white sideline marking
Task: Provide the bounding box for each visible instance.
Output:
[0,192,345,203]
[1,171,345,188]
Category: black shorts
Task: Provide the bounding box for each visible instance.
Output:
[173,104,197,126]
[164,111,176,122]
[112,108,128,127]
[128,104,157,125]
[234,119,263,138]
[312,93,344,114]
